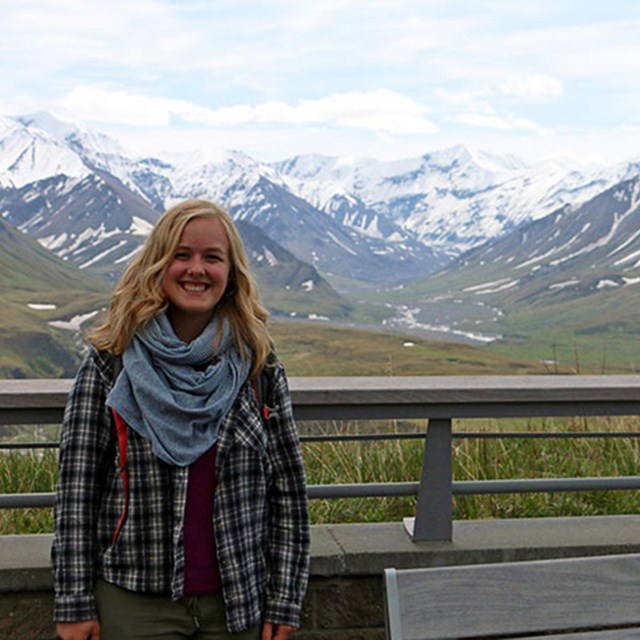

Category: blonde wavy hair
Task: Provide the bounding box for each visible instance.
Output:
[89,199,272,376]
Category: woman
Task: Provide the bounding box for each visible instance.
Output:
[52,199,310,640]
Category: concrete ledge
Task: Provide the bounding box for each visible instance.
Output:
[0,534,53,592]
[4,517,640,639]
[309,515,640,576]
[4,515,640,591]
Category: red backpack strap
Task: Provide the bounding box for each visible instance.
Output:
[251,376,270,422]
[111,409,130,544]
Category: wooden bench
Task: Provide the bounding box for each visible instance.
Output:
[384,553,640,639]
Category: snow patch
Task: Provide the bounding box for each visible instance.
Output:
[608,226,640,259]
[39,233,69,251]
[463,278,512,292]
[613,247,640,267]
[549,210,632,267]
[549,280,579,290]
[115,244,143,264]
[49,310,99,331]
[27,303,57,310]
[467,279,519,295]
[264,248,278,267]
[130,216,154,236]
[79,240,128,269]
[326,231,358,256]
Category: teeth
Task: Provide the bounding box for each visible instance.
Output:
[183,283,207,292]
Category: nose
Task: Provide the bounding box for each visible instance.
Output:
[187,257,206,275]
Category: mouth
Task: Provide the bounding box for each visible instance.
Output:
[181,282,209,292]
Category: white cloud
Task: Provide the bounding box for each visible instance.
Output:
[434,88,492,110]
[452,112,539,132]
[3,1,640,163]
[499,74,563,103]
[59,86,172,127]
[435,87,541,133]
[59,85,438,135]
[289,91,438,134]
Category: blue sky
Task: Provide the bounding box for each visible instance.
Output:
[2,0,640,164]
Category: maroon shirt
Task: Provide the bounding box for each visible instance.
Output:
[183,445,222,595]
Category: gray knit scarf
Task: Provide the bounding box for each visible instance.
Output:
[106,312,251,467]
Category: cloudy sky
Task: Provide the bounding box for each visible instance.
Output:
[2,0,639,164]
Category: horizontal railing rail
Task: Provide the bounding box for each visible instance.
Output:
[2,374,640,541]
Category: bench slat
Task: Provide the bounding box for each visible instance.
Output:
[523,630,640,639]
[385,553,640,639]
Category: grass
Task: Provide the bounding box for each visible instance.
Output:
[269,321,548,376]
[302,416,640,525]
[3,415,640,534]
[0,449,57,534]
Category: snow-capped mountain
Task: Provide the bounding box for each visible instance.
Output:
[447,174,640,307]
[374,173,640,346]
[407,173,640,320]
[0,113,445,286]
[0,115,90,188]
[0,171,158,280]
[275,147,640,254]
[9,111,640,361]
[107,145,446,285]
[3,111,640,296]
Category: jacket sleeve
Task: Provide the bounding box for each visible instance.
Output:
[263,363,311,628]
[51,350,115,622]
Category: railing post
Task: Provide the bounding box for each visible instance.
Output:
[410,418,452,542]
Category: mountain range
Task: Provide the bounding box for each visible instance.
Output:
[4,111,640,374]
[0,113,445,288]
[6,112,640,285]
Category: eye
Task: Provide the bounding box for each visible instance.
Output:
[206,253,224,262]
[174,250,190,260]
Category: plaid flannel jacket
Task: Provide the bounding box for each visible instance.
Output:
[52,348,310,633]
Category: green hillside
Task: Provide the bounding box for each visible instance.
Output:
[268,320,552,376]
[371,247,640,374]
[483,286,640,374]
[0,219,111,377]
[0,219,110,292]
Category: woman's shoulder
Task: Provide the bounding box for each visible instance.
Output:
[78,346,121,385]
[262,350,287,381]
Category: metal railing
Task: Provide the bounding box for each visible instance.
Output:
[2,374,640,542]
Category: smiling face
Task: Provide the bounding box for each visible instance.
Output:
[162,216,231,342]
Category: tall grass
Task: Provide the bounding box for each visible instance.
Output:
[302,416,640,524]
[2,416,640,534]
[302,420,424,523]
[0,449,57,534]
[452,416,640,520]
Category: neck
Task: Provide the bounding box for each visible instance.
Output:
[168,310,212,343]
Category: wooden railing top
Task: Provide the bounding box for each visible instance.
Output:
[290,374,640,403]
[3,375,640,420]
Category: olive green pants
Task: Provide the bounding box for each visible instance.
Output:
[95,579,260,640]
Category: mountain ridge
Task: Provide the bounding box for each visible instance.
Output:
[6,111,640,373]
